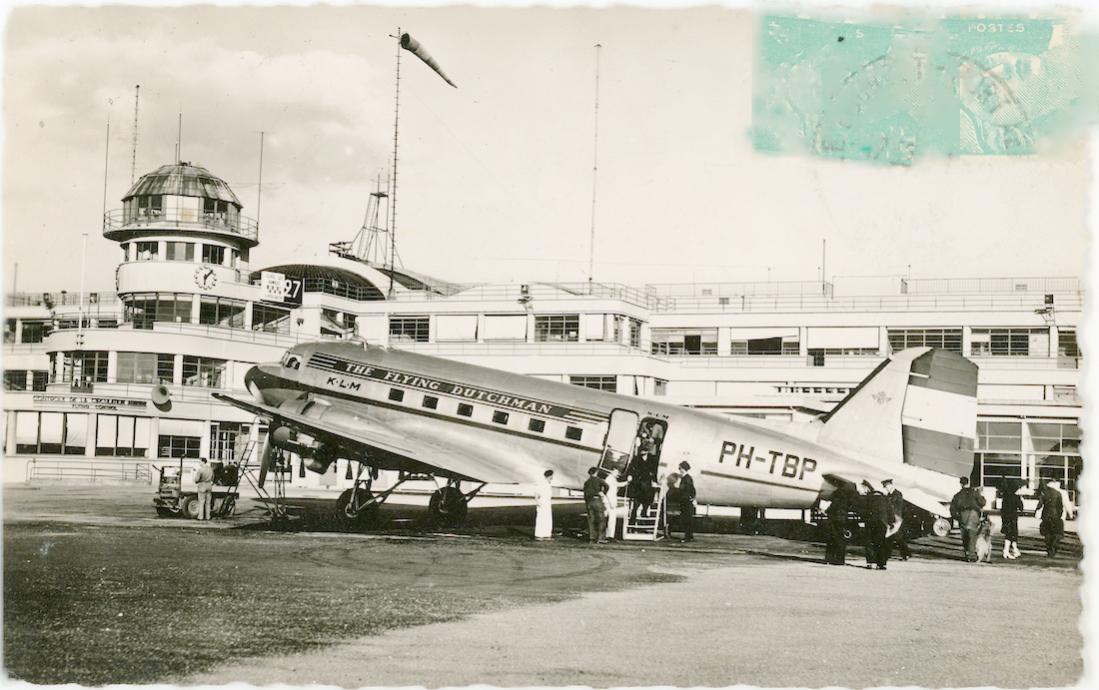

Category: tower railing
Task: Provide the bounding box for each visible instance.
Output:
[102,209,259,243]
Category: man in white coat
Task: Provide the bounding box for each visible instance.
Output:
[604,471,621,541]
[534,469,554,540]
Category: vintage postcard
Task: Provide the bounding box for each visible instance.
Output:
[2,2,1093,687]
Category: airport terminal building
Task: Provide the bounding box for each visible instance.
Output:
[3,162,1084,503]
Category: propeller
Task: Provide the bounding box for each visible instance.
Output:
[258,436,274,489]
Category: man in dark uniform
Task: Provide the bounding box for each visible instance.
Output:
[824,484,856,565]
[583,467,609,544]
[1036,479,1065,558]
[677,461,696,542]
[862,481,894,570]
[949,476,986,562]
[882,479,911,561]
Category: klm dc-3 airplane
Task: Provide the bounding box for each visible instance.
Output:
[214,341,977,533]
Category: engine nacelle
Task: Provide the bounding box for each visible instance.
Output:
[268,399,351,476]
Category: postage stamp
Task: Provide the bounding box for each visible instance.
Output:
[752,13,1094,163]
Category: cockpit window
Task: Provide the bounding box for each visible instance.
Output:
[281,353,302,370]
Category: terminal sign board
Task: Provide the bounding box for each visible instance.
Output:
[260,271,304,306]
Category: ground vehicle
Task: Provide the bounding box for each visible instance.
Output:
[153,458,242,519]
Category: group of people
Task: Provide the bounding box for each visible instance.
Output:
[822,473,1076,568]
[823,478,908,570]
[579,459,696,544]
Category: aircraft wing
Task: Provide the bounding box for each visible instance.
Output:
[212,393,540,485]
[823,472,951,518]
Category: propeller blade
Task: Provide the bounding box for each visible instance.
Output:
[258,437,274,489]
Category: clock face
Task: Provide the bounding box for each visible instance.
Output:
[194,266,218,290]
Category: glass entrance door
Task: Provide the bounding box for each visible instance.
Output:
[599,409,640,475]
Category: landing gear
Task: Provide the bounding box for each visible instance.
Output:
[932,517,951,537]
[427,480,486,528]
[335,463,414,531]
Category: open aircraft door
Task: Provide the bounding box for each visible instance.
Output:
[599,409,639,476]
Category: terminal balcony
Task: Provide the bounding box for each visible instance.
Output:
[103,209,259,248]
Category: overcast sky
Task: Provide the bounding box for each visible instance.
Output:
[2,4,1091,293]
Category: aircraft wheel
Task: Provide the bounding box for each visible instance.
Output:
[335,488,380,530]
[932,517,951,537]
[428,487,468,527]
[180,496,199,520]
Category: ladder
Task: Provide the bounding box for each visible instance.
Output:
[622,485,667,541]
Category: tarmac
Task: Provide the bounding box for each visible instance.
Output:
[4,483,1085,688]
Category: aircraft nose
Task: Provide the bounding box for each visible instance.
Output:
[244,363,283,404]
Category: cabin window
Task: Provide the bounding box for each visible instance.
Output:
[565,426,583,441]
[528,419,546,433]
[457,403,473,417]
[422,396,438,410]
[492,411,509,425]
[388,388,405,402]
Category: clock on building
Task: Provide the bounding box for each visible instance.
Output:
[194,266,219,290]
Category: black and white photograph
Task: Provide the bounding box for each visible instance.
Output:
[2,1,1093,687]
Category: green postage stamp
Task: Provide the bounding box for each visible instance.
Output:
[752,13,1096,163]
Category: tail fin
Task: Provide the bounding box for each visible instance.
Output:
[817,348,977,477]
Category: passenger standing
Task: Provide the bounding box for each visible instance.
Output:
[999,478,1023,559]
[192,457,215,521]
[583,467,609,544]
[862,481,893,570]
[882,479,911,561]
[677,461,696,542]
[949,476,986,562]
[1035,479,1066,558]
[604,471,621,541]
[824,484,856,565]
[628,466,653,522]
[534,470,554,540]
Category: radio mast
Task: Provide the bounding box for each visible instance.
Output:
[130,85,140,185]
[587,43,602,294]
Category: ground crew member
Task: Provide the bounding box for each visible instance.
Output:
[949,476,985,562]
[882,479,911,560]
[192,457,215,521]
[604,471,621,541]
[534,469,554,540]
[677,461,696,542]
[824,484,856,565]
[583,467,608,544]
[1035,479,1067,558]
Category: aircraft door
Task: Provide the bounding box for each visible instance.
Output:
[599,409,640,476]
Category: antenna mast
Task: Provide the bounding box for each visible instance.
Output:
[587,43,602,293]
[388,27,403,298]
[256,131,265,226]
[102,112,111,221]
[130,85,140,185]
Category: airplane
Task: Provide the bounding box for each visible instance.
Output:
[213,340,978,535]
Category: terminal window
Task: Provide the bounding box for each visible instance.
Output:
[182,356,227,388]
[61,351,108,384]
[970,328,1048,357]
[1058,330,1080,358]
[4,370,27,391]
[199,296,245,329]
[166,242,195,262]
[202,244,226,265]
[135,241,159,261]
[650,328,718,356]
[116,352,175,385]
[252,304,291,333]
[569,376,617,391]
[31,371,48,391]
[124,293,193,328]
[887,328,962,353]
[535,315,579,342]
[19,320,50,343]
[158,434,201,459]
[389,316,430,343]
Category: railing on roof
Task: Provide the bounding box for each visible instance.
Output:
[103,209,259,243]
[646,281,834,298]
[387,281,668,310]
[901,277,1080,295]
[651,291,1084,314]
[391,340,648,356]
[6,292,121,308]
[44,322,346,348]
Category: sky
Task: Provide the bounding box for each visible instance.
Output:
[1,4,1092,293]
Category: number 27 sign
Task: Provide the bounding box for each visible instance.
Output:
[260,271,303,305]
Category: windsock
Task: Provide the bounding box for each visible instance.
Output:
[401,33,457,88]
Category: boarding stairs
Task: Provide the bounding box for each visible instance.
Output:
[621,484,667,541]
